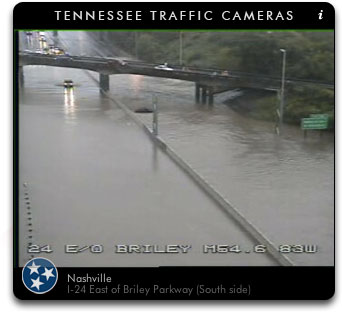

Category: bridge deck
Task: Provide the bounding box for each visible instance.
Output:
[19,52,334,90]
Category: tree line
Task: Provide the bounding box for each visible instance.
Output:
[98,31,334,126]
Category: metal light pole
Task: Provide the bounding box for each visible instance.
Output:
[179,31,183,66]
[278,48,286,134]
[134,32,138,59]
[152,95,158,136]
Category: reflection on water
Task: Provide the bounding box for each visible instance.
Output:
[19,66,280,267]
[130,75,143,96]
[64,88,77,122]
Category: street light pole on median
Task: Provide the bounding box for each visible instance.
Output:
[152,95,158,136]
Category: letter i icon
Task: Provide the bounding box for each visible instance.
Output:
[319,10,323,20]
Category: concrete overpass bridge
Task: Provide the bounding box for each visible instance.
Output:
[18,51,334,104]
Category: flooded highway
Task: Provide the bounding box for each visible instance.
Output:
[18,31,334,267]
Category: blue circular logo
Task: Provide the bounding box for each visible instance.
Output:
[22,257,58,294]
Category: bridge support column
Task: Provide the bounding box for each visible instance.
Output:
[19,66,24,86]
[99,73,109,92]
[195,83,200,103]
[201,86,207,104]
[53,31,58,36]
[208,87,214,105]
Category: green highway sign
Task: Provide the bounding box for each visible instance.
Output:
[309,114,329,119]
[301,116,329,130]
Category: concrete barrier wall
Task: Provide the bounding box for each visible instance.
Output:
[155,135,294,266]
[87,70,294,266]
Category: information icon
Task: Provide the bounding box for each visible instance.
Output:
[22,258,58,294]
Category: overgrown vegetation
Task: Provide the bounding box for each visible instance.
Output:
[100,31,334,126]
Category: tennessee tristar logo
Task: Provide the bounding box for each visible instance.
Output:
[22,257,58,294]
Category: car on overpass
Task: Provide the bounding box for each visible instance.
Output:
[48,45,67,56]
[154,63,173,71]
[54,47,66,55]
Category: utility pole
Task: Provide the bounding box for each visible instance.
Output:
[134,32,138,59]
[277,48,286,135]
[179,31,183,66]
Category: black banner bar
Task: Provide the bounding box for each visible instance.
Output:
[14,266,334,300]
[13,2,334,30]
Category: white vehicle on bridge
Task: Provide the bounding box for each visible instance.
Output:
[53,47,66,55]
[154,63,173,71]
[48,45,67,56]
